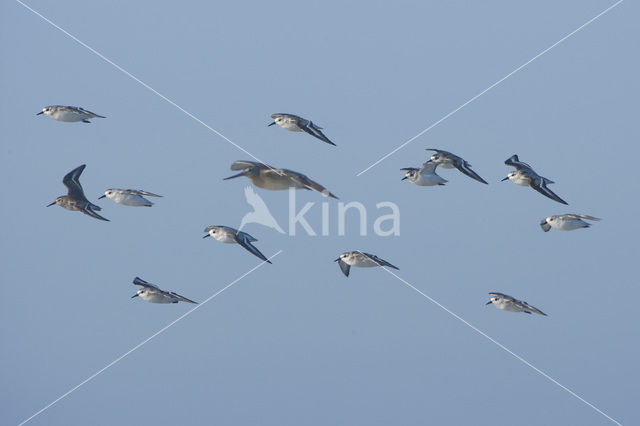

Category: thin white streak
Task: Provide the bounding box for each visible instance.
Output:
[18,251,282,426]
[380,267,622,426]
[15,0,271,167]
[357,0,623,176]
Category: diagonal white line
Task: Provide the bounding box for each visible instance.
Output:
[17,251,283,426]
[379,267,622,426]
[356,0,624,176]
[15,0,271,167]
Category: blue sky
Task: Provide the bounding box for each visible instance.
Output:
[1,1,637,425]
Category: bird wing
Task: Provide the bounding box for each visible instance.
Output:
[516,299,547,316]
[284,169,338,199]
[362,252,399,270]
[77,107,105,118]
[565,214,600,221]
[539,219,551,232]
[230,160,270,171]
[504,155,533,171]
[420,160,439,173]
[168,291,198,304]
[301,121,336,146]
[235,232,271,263]
[62,105,84,113]
[63,164,89,200]
[133,277,161,290]
[452,157,488,184]
[337,259,351,277]
[122,189,163,197]
[531,178,568,205]
[82,205,109,221]
[237,230,257,242]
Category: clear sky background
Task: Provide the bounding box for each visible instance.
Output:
[1,1,638,425]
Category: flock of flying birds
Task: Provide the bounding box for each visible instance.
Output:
[40,105,599,314]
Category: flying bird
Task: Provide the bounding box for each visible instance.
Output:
[131,277,197,304]
[269,113,335,146]
[47,164,109,221]
[486,292,546,316]
[203,226,272,264]
[37,105,105,123]
[401,160,447,186]
[99,189,162,207]
[426,149,488,184]
[540,214,600,232]
[502,155,568,205]
[335,251,399,277]
[224,160,338,199]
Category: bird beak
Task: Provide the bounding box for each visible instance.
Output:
[46,201,56,207]
[500,176,509,182]
[223,171,245,180]
[98,195,106,199]
[268,121,276,126]
[131,294,139,298]
[401,176,407,181]
[37,111,44,115]
[485,301,492,305]
[202,234,210,238]
[334,258,340,262]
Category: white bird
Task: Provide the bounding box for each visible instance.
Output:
[335,251,399,277]
[502,155,568,205]
[47,164,109,221]
[131,277,197,304]
[203,226,272,264]
[37,105,105,123]
[426,149,488,184]
[269,113,335,146]
[486,292,546,316]
[401,160,448,186]
[99,189,162,207]
[540,214,600,232]
[239,186,285,234]
[224,160,338,198]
